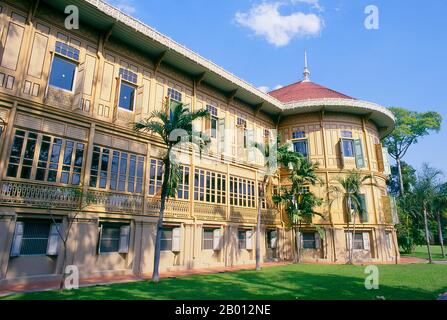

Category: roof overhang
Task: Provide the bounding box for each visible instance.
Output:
[42,0,283,117]
[282,98,395,138]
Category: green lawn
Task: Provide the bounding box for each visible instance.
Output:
[2,263,447,300]
[401,245,447,261]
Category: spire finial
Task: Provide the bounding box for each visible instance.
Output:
[303,51,310,82]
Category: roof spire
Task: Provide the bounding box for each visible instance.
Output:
[303,51,310,82]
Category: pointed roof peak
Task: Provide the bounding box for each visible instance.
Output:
[303,51,310,82]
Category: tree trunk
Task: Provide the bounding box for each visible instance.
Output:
[438,212,446,258]
[59,242,67,290]
[423,205,433,263]
[349,209,357,265]
[294,226,301,263]
[396,158,405,196]
[152,159,171,283]
[255,192,262,271]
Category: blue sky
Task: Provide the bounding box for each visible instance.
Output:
[109,0,447,174]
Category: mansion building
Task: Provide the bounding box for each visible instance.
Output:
[0,0,399,286]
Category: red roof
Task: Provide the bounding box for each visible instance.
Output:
[268,80,355,103]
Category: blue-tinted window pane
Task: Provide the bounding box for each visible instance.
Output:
[292,131,305,139]
[49,56,76,91]
[119,83,135,111]
[342,139,354,157]
[293,140,308,157]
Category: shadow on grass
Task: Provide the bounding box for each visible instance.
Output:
[2,264,447,300]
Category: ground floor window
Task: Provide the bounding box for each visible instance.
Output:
[202,228,214,250]
[302,232,316,249]
[98,223,130,254]
[238,230,246,249]
[346,231,371,251]
[353,232,365,250]
[161,228,173,251]
[238,229,253,250]
[266,229,277,249]
[10,219,61,257]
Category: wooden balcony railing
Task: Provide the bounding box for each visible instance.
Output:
[194,202,226,221]
[0,180,82,209]
[87,190,143,214]
[0,181,285,225]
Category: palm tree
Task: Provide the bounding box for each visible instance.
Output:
[252,136,301,270]
[434,183,447,258]
[412,164,444,263]
[329,170,373,264]
[282,158,323,263]
[133,99,209,282]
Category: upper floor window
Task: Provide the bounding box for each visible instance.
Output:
[206,105,218,139]
[237,118,247,148]
[89,146,144,193]
[6,129,84,185]
[230,176,255,208]
[118,68,138,111]
[194,168,226,204]
[148,159,189,200]
[292,131,308,159]
[48,42,79,92]
[167,88,182,102]
[341,139,354,157]
[292,131,305,139]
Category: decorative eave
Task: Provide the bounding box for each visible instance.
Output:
[282,98,395,138]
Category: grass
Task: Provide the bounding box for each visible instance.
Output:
[2,263,447,300]
[400,245,447,261]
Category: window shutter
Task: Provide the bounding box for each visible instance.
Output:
[218,118,225,154]
[299,232,304,249]
[236,125,245,158]
[134,85,145,118]
[315,232,321,249]
[390,196,399,224]
[10,221,24,257]
[346,232,352,250]
[172,227,181,252]
[213,228,222,251]
[375,144,384,172]
[270,230,278,249]
[382,147,391,175]
[118,225,131,253]
[97,225,103,254]
[205,115,211,133]
[247,129,255,163]
[72,61,85,110]
[354,139,365,168]
[303,139,309,159]
[46,223,61,256]
[287,140,293,152]
[363,232,371,251]
[44,52,55,100]
[246,230,253,250]
[112,77,121,121]
[358,194,368,223]
[339,140,345,167]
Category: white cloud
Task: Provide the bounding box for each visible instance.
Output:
[257,84,283,93]
[258,86,270,93]
[108,0,136,14]
[235,2,323,47]
[291,0,324,12]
